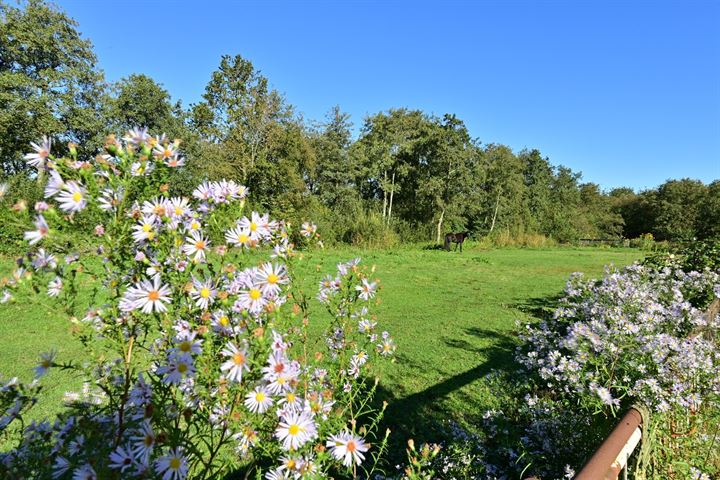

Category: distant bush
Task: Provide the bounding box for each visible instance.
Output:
[478,229,557,248]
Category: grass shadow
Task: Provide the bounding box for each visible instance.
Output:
[373,326,520,465]
[511,293,564,322]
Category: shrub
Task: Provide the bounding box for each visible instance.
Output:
[516,264,720,478]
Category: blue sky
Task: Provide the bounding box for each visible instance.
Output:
[56,0,719,191]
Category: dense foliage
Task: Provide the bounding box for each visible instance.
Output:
[2,0,717,250]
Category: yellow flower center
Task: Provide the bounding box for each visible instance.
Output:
[200,287,211,299]
[288,424,300,436]
[148,290,160,301]
[239,233,249,244]
[249,222,257,232]
[179,341,191,352]
[178,363,188,374]
[175,207,183,215]
[233,352,245,366]
[164,149,172,158]
[143,224,152,233]
[255,392,266,402]
[195,240,206,250]
[219,316,229,327]
[286,393,295,403]
[191,221,200,230]
[72,192,82,203]
[169,458,181,470]
[249,288,261,301]
[267,273,279,284]
[147,232,155,240]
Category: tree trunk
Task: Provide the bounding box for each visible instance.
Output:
[436,208,445,244]
[490,192,501,233]
[382,170,388,219]
[387,171,395,225]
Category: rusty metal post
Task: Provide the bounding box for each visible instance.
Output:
[574,407,644,480]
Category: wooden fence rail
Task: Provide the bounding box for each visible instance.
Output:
[574,407,645,480]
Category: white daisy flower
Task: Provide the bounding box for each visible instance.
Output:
[121,276,172,314]
[237,211,270,241]
[132,215,158,244]
[356,279,377,301]
[300,222,317,237]
[225,226,254,249]
[182,230,210,262]
[131,422,155,465]
[256,262,289,296]
[192,181,213,201]
[109,445,135,472]
[98,187,124,211]
[154,447,188,480]
[71,463,96,480]
[326,431,369,466]
[220,342,250,383]
[153,141,178,161]
[123,127,150,146]
[185,217,203,233]
[169,197,190,218]
[44,170,65,198]
[275,411,317,451]
[131,161,154,177]
[191,277,217,310]
[24,215,49,245]
[211,310,236,335]
[234,284,267,315]
[24,136,52,168]
[142,197,170,219]
[56,181,87,213]
[244,386,273,414]
[173,331,203,356]
[48,277,63,297]
[265,467,291,480]
[160,353,195,385]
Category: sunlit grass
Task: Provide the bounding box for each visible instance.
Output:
[0,245,641,452]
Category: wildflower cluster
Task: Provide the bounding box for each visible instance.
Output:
[0,129,395,479]
[517,265,720,413]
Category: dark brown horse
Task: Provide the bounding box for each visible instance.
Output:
[444,231,470,252]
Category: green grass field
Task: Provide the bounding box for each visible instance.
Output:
[0,245,642,452]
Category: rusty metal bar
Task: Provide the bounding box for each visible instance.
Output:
[574,407,644,480]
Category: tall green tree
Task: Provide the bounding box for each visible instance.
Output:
[191,54,292,181]
[310,106,358,208]
[519,149,554,233]
[481,144,528,234]
[0,0,107,174]
[653,178,707,241]
[110,74,174,133]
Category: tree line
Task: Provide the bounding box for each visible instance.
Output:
[2,0,717,245]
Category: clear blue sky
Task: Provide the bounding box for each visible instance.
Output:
[56,0,719,191]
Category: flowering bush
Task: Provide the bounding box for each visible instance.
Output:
[518,265,720,413]
[0,130,395,479]
[516,264,720,477]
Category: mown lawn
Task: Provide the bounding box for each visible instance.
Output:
[0,245,641,451]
